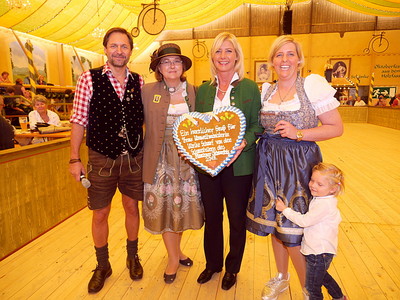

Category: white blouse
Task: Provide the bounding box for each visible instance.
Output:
[168,102,189,115]
[261,74,339,116]
[167,81,189,115]
[28,109,61,129]
[213,73,239,110]
[282,195,342,256]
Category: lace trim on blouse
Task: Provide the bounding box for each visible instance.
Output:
[261,74,339,116]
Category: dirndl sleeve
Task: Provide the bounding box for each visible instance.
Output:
[304,74,339,116]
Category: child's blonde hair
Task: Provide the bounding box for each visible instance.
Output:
[312,162,345,196]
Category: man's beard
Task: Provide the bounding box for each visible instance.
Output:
[109,55,128,67]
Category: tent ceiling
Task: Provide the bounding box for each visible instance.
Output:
[1,0,399,59]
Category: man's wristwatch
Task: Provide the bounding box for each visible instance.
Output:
[296,130,304,142]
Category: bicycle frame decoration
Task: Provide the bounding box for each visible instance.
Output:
[131,0,166,37]
[364,32,389,54]
[330,58,351,79]
[254,61,273,83]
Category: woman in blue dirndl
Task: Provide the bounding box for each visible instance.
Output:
[246,36,343,299]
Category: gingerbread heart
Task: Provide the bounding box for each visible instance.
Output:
[173,106,246,177]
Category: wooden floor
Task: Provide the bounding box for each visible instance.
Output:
[1,123,399,300]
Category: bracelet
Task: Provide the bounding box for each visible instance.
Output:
[296,130,304,142]
[69,158,81,164]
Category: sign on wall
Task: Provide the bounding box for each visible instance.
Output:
[372,86,396,99]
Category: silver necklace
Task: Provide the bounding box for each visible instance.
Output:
[277,80,296,103]
[166,81,182,94]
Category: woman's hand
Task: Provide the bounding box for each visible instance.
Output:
[275,199,287,211]
[227,138,247,167]
[274,120,297,140]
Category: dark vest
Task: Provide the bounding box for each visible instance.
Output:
[86,67,143,159]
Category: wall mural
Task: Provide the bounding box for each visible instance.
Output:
[71,56,92,85]
[9,40,47,83]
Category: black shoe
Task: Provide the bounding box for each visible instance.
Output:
[88,264,112,293]
[221,272,237,290]
[197,268,220,284]
[126,254,143,280]
[179,257,193,267]
[164,272,177,284]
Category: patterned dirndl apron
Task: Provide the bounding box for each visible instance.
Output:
[246,76,322,245]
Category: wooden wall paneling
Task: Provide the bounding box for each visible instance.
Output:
[337,107,368,123]
[177,1,400,41]
[193,4,251,39]
[291,1,312,35]
[0,139,88,259]
[367,107,400,130]
[249,5,280,36]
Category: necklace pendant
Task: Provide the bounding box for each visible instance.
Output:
[166,81,183,95]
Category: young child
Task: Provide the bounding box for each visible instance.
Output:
[275,162,346,300]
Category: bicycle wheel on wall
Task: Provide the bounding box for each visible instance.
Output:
[131,27,140,38]
[192,43,207,58]
[372,38,389,53]
[142,8,166,35]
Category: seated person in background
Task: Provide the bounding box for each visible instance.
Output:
[0,96,15,150]
[29,95,61,144]
[353,96,366,106]
[375,95,387,107]
[4,87,14,96]
[23,90,32,103]
[36,75,47,85]
[390,93,400,108]
[29,95,61,129]
[3,87,28,127]
[4,87,32,114]
[346,95,355,106]
[0,115,14,150]
[36,75,47,94]
[13,78,26,96]
[0,71,11,83]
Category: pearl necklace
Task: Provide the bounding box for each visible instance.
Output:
[218,87,227,94]
[277,80,296,104]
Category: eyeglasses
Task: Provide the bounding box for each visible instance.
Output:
[160,59,183,66]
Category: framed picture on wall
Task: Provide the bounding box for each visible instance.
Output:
[330,58,351,78]
[254,61,273,83]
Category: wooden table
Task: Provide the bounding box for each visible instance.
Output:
[14,130,71,145]
[14,130,71,139]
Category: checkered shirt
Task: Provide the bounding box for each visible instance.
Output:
[70,63,144,127]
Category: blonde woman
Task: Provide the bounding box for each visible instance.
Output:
[195,32,261,290]
[246,35,343,299]
[29,95,61,143]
